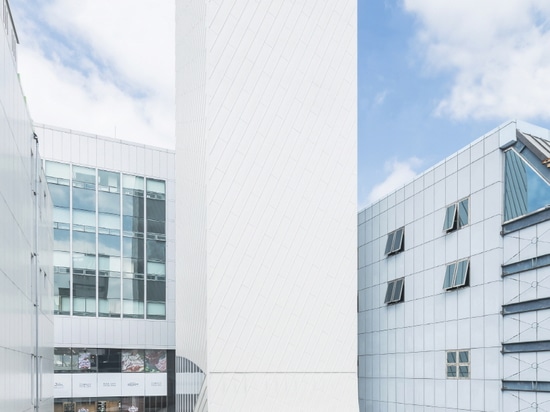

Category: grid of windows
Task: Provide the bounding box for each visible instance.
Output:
[46,161,167,319]
[446,350,470,378]
[443,259,470,290]
[443,198,469,232]
[384,278,404,304]
[385,227,404,255]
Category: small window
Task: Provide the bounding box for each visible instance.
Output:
[443,259,470,290]
[385,227,404,255]
[384,278,404,304]
[447,350,470,378]
[443,198,469,232]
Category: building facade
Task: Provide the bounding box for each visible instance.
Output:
[0,1,54,411]
[175,1,359,410]
[36,124,176,412]
[359,120,550,411]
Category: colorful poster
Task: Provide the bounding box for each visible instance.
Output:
[121,350,144,372]
[145,350,167,372]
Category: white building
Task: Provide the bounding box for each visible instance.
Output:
[175,1,359,410]
[37,124,176,412]
[0,1,54,411]
[359,120,550,411]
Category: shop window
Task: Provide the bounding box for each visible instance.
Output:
[443,198,469,232]
[384,278,404,304]
[122,350,145,372]
[447,350,470,378]
[443,259,470,290]
[385,227,404,255]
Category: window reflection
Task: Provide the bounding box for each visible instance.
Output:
[73,187,96,211]
[99,191,120,214]
[98,276,121,317]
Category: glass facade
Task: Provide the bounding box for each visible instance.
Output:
[46,161,167,319]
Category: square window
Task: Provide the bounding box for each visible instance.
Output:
[443,259,470,290]
[384,278,404,304]
[443,198,469,232]
[447,349,470,379]
[385,227,405,255]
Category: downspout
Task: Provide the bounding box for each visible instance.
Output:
[32,132,40,411]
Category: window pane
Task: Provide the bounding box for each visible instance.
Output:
[54,251,71,268]
[147,280,166,319]
[54,272,70,315]
[443,264,455,289]
[122,350,145,372]
[392,228,404,252]
[392,278,404,302]
[123,175,144,191]
[458,199,468,227]
[384,232,394,255]
[73,166,95,184]
[147,302,166,318]
[98,348,121,373]
[46,161,70,179]
[443,204,457,231]
[53,207,70,225]
[98,276,121,317]
[145,350,167,372]
[147,198,166,221]
[98,234,120,256]
[147,262,166,277]
[73,209,95,227]
[73,187,96,211]
[459,351,469,363]
[447,351,456,363]
[73,231,96,254]
[123,258,144,275]
[99,191,120,214]
[147,179,165,195]
[49,184,70,208]
[123,216,144,235]
[454,260,469,287]
[384,282,394,304]
[54,348,75,373]
[75,349,97,372]
[459,365,469,377]
[147,219,166,235]
[123,278,144,318]
[54,229,70,251]
[123,195,144,217]
[99,213,120,230]
[447,365,457,378]
[147,240,166,262]
[123,237,144,259]
[73,274,96,316]
[98,170,120,191]
[73,253,96,271]
[99,255,121,273]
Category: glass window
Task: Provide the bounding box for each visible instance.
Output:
[123,237,144,259]
[72,187,96,211]
[54,347,75,373]
[99,255,121,274]
[97,348,121,372]
[73,274,96,316]
[123,216,145,235]
[54,229,70,252]
[123,258,144,275]
[73,209,96,228]
[443,259,470,290]
[74,349,98,372]
[98,276,121,317]
[443,198,469,232]
[98,169,120,191]
[45,161,70,180]
[447,349,470,379]
[385,227,404,255]
[147,280,166,319]
[54,251,71,268]
[384,278,404,304]
[99,191,120,214]
[147,198,166,221]
[73,231,96,254]
[147,240,166,262]
[505,149,550,221]
[147,262,166,277]
[49,184,70,208]
[73,253,96,272]
[98,213,120,231]
[147,179,166,196]
[123,194,144,217]
[123,174,144,191]
[54,272,70,315]
[147,219,166,235]
[145,350,167,372]
[53,207,70,225]
[98,234,120,256]
[122,350,145,372]
[73,165,95,185]
[123,277,144,318]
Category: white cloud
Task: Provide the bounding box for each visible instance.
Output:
[404,0,550,121]
[367,157,422,205]
[12,0,174,148]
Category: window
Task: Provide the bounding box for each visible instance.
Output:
[447,350,470,378]
[443,259,470,290]
[385,227,404,255]
[443,198,469,232]
[384,278,404,304]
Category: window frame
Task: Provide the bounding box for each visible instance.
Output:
[443,258,470,290]
[443,198,469,232]
[446,349,470,379]
[385,227,405,256]
[384,278,404,304]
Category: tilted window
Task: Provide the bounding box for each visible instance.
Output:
[443,198,469,232]
[385,227,404,255]
[384,278,404,304]
[443,259,470,290]
[447,350,470,379]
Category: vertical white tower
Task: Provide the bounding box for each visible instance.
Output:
[175,1,358,410]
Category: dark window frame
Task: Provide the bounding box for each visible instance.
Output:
[385,227,404,256]
[384,278,404,304]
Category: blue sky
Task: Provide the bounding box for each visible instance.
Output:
[10,0,550,209]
